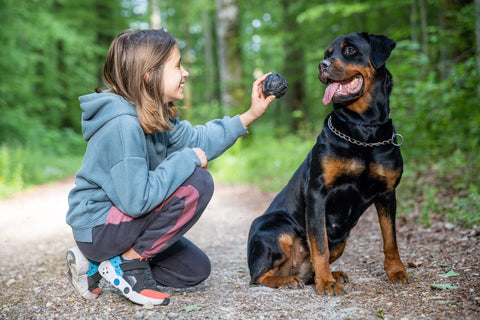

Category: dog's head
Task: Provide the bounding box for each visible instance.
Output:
[318,32,396,113]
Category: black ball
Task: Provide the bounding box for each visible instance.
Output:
[262,73,288,98]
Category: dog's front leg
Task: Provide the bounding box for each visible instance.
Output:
[375,191,412,284]
[306,193,345,296]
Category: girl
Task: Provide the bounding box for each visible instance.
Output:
[65,29,275,306]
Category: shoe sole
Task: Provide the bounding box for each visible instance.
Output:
[99,260,169,306]
[66,247,100,300]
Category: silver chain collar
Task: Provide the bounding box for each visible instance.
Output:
[327,116,404,147]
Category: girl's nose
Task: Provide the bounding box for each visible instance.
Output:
[181,66,189,78]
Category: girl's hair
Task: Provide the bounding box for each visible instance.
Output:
[96,29,180,134]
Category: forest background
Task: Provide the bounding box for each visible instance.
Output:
[0,0,478,227]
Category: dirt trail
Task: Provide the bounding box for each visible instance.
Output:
[0,178,479,319]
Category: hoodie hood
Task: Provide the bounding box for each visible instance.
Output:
[79,92,138,141]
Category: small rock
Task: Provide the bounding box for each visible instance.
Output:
[134,311,144,319]
[6,279,15,286]
[444,222,455,230]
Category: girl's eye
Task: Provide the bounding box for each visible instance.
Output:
[344,46,356,55]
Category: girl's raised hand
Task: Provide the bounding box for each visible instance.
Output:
[239,73,276,128]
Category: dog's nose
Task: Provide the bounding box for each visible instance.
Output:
[319,60,331,72]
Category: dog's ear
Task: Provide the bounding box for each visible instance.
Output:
[360,33,396,69]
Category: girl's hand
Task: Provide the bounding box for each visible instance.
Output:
[240,73,276,128]
[192,148,208,168]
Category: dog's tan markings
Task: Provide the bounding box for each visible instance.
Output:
[375,204,413,284]
[321,157,365,188]
[369,163,401,190]
[276,234,311,279]
[307,231,344,295]
[329,240,346,264]
[347,64,375,114]
[256,234,310,288]
[256,268,304,288]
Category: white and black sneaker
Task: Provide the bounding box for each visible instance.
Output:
[99,256,169,306]
[66,246,102,299]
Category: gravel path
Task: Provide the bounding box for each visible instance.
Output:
[0,178,479,319]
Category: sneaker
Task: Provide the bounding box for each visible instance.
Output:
[99,256,170,306]
[66,246,102,299]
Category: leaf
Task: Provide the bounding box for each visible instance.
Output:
[437,270,460,278]
[236,267,247,273]
[430,283,459,290]
[375,309,384,318]
[177,305,202,313]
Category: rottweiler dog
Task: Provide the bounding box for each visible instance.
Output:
[247,32,412,295]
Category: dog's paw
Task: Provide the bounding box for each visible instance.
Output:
[257,274,305,289]
[280,275,305,289]
[387,269,413,284]
[332,271,349,284]
[315,278,345,296]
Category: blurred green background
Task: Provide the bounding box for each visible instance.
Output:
[0,0,478,227]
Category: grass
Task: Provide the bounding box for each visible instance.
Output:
[0,131,85,199]
[209,125,314,191]
[0,145,83,199]
[397,150,480,228]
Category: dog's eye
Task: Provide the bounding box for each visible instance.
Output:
[344,46,356,56]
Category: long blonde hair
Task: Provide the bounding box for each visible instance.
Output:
[97,29,179,134]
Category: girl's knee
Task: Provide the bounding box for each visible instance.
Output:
[189,167,214,200]
[185,254,211,287]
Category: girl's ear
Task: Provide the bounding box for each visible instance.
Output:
[144,71,149,83]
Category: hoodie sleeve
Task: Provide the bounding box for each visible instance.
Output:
[107,116,201,217]
[166,115,248,160]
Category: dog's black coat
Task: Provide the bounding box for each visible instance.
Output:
[247,32,412,295]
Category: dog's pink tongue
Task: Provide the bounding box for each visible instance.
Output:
[323,82,340,105]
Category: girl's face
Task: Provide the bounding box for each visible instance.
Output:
[162,45,189,103]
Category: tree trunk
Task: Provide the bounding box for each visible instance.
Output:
[419,0,429,59]
[476,0,480,89]
[203,8,217,104]
[410,0,419,46]
[438,1,447,80]
[281,0,305,132]
[215,0,245,111]
[150,0,161,29]
[183,23,193,118]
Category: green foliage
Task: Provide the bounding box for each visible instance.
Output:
[0,0,135,199]
[0,127,85,199]
[430,283,459,290]
[210,124,313,190]
[0,146,24,198]
[390,44,480,227]
[0,141,84,199]
[397,149,480,228]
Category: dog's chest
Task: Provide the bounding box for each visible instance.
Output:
[320,155,401,191]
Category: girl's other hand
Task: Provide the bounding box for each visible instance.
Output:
[239,73,276,128]
[192,148,208,168]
